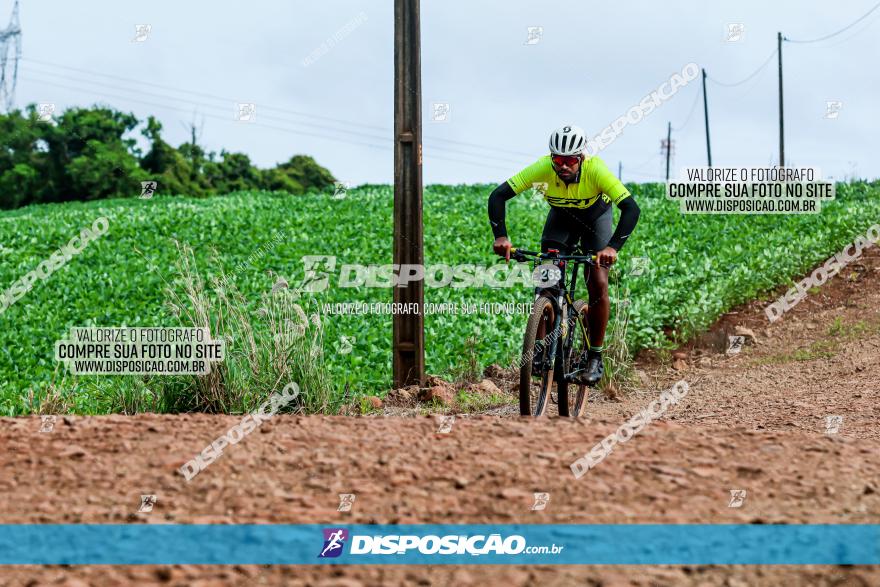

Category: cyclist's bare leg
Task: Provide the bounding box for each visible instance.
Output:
[586,264,609,347]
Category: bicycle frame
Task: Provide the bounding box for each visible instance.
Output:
[513,247,597,381]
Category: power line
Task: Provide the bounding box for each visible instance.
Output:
[18,74,391,150]
[706,48,777,87]
[17,74,518,172]
[671,84,701,131]
[20,57,536,159]
[21,56,391,132]
[785,0,880,43]
[19,69,529,167]
[630,153,663,171]
[626,169,665,180]
[22,66,395,141]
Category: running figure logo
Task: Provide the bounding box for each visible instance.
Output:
[138,494,158,513]
[319,528,349,558]
[531,492,550,511]
[39,415,56,433]
[825,415,843,434]
[337,493,356,512]
[727,336,745,355]
[300,255,337,292]
[524,26,543,45]
[437,415,455,434]
[140,180,158,199]
[37,103,55,122]
[629,256,650,276]
[728,489,747,508]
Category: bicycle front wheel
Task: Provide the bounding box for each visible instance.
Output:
[519,295,556,416]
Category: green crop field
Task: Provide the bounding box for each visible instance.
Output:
[1,182,878,414]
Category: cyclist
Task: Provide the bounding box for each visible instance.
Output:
[488,124,640,386]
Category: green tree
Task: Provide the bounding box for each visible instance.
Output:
[261,167,304,194]
[43,106,143,202]
[67,140,146,201]
[0,163,40,209]
[0,107,51,208]
[205,150,260,194]
[0,105,337,208]
[141,116,209,197]
[265,155,335,193]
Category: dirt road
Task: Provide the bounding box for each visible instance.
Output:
[1,249,878,586]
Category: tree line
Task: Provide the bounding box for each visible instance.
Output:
[0,104,337,209]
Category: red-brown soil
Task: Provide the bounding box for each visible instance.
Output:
[1,248,878,586]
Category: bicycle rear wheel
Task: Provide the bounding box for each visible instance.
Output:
[519,295,556,416]
[558,299,589,417]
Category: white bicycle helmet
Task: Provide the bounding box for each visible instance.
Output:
[548,125,587,156]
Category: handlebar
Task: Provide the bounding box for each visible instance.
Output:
[509,247,599,263]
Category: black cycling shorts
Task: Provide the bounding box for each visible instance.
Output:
[540,204,613,254]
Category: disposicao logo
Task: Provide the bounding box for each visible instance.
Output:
[319,528,348,558]
[316,529,562,558]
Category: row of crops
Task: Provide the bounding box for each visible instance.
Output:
[1,181,878,413]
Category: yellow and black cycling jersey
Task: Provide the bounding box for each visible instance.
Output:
[506,155,631,209]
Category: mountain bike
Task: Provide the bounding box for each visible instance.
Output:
[511,246,605,417]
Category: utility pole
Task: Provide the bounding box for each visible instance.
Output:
[777,31,785,168]
[660,126,674,181]
[181,112,205,181]
[665,122,672,180]
[618,161,622,180]
[392,0,425,388]
[189,122,199,180]
[702,68,712,167]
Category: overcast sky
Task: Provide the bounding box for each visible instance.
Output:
[8,0,879,185]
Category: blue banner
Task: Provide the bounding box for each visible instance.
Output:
[0,524,878,565]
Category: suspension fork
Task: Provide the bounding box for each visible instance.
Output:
[539,293,563,373]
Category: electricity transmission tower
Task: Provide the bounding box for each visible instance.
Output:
[0,0,21,112]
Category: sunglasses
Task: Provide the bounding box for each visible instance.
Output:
[551,154,581,168]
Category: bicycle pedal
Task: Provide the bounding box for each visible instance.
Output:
[568,370,590,386]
